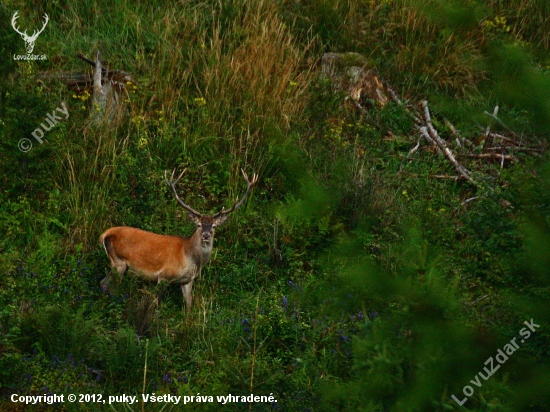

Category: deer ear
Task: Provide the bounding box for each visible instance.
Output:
[214,214,229,226]
[188,213,201,224]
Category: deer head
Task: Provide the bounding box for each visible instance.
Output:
[165,168,259,247]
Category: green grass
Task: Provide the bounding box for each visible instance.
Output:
[1,0,550,411]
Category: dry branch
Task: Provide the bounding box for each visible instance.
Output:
[486,146,543,153]
[483,105,499,149]
[432,174,468,181]
[466,153,517,161]
[420,101,477,185]
[483,109,520,141]
[38,54,134,91]
[322,53,547,189]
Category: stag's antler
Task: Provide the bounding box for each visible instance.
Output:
[213,169,258,218]
[165,169,204,217]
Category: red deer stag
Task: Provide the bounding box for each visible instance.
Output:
[100,168,258,310]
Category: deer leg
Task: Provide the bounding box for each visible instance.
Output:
[100,262,127,292]
[100,269,113,292]
[181,281,194,312]
[116,262,127,283]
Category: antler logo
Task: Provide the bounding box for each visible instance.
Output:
[11,11,49,54]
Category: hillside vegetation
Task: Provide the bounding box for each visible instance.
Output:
[1,0,550,411]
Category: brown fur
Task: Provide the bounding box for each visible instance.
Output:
[99,218,224,311]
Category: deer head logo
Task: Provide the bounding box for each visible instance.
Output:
[11,11,49,54]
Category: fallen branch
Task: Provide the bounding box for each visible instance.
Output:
[468,294,488,306]
[420,101,477,185]
[444,118,464,148]
[483,109,519,140]
[432,174,467,181]
[486,146,544,153]
[324,56,547,189]
[487,132,515,144]
[38,54,134,91]
[384,79,423,125]
[408,138,421,156]
[465,153,517,161]
[461,196,479,206]
[483,105,499,149]
[419,126,437,147]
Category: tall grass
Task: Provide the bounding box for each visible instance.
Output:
[487,0,550,50]
[52,120,128,250]
[28,0,312,251]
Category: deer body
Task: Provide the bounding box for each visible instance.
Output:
[100,223,217,309]
[101,226,212,283]
[100,169,257,310]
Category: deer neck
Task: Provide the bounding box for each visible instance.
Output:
[190,229,214,264]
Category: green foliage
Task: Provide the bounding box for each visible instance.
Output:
[487,42,550,131]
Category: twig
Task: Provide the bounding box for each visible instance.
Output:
[469,294,488,306]
[487,146,544,154]
[466,153,516,161]
[420,101,477,185]
[488,132,515,144]
[444,118,475,149]
[461,196,479,206]
[408,138,421,156]
[444,118,460,138]
[419,126,437,147]
[349,97,366,112]
[483,109,519,140]
[432,174,466,181]
[384,80,402,105]
[482,106,497,150]
[385,80,423,125]
[77,53,97,67]
[485,106,498,137]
